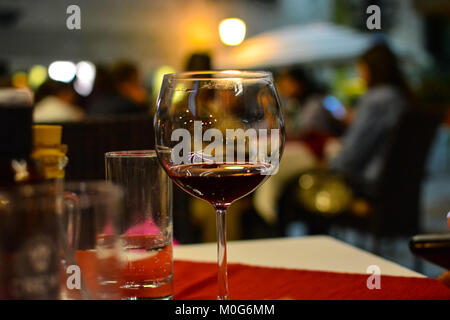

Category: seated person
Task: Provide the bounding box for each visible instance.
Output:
[33,80,85,123]
[277,67,345,158]
[87,60,149,116]
[330,42,412,198]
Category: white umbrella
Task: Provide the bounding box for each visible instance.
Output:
[216,22,429,69]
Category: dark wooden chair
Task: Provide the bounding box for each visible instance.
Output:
[53,115,155,180]
[277,106,443,249]
[368,108,443,239]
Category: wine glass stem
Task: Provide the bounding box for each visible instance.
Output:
[216,207,229,300]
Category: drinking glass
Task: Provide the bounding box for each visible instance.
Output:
[154,71,285,299]
[105,150,173,300]
[61,181,124,300]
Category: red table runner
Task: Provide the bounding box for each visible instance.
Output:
[173,260,450,300]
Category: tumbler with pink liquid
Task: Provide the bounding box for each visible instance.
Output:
[105,150,173,300]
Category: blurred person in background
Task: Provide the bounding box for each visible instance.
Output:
[277,67,345,158]
[184,52,212,71]
[86,64,112,100]
[330,42,413,197]
[87,60,149,116]
[33,79,85,123]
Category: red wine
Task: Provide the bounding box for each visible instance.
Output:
[167,163,271,208]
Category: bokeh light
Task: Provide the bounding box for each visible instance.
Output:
[28,65,47,89]
[219,18,246,46]
[74,61,96,96]
[48,61,76,83]
[12,72,28,88]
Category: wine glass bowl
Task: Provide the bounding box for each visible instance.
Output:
[154,70,285,299]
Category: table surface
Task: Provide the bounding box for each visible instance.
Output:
[174,235,425,278]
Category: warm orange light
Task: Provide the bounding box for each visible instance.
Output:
[219,18,246,46]
[12,72,28,88]
[189,22,214,48]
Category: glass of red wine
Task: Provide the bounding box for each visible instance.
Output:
[154,70,285,300]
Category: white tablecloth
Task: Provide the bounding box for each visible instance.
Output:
[174,235,425,278]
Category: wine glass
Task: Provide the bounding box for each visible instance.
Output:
[154,70,285,300]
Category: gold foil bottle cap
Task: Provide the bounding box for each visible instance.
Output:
[33,125,62,148]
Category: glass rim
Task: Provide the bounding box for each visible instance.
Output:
[163,70,273,81]
[105,150,157,158]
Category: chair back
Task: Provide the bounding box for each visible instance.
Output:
[373,107,443,236]
[55,115,155,180]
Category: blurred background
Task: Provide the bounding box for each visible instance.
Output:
[1,0,449,277]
